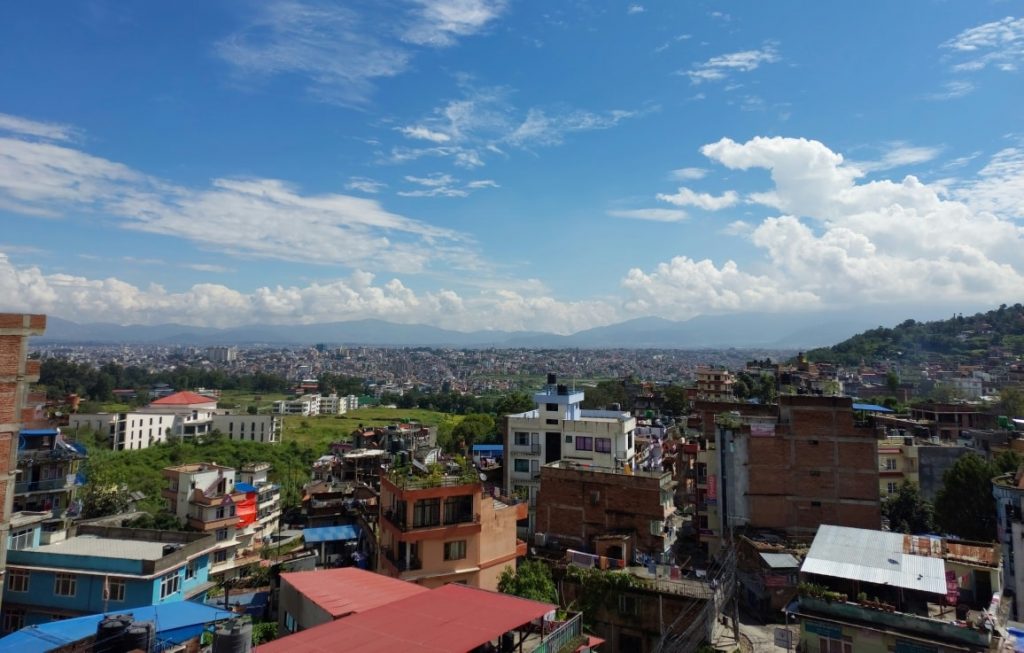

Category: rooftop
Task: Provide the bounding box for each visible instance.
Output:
[281,568,428,619]
[259,584,554,653]
[0,601,234,653]
[760,552,800,569]
[149,390,218,406]
[23,534,172,561]
[802,524,947,595]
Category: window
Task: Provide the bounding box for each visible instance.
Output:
[444,496,474,524]
[514,459,530,473]
[54,573,76,597]
[185,559,198,580]
[618,594,639,616]
[159,571,180,599]
[284,612,297,634]
[595,437,612,453]
[3,609,24,634]
[545,403,558,412]
[216,528,229,542]
[413,498,441,528]
[886,481,898,495]
[107,578,125,602]
[575,436,593,451]
[546,418,558,425]
[9,528,33,551]
[444,540,467,561]
[628,431,634,449]
[515,432,530,446]
[214,550,228,563]
[884,458,897,471]
[6,570,28,593]
[215,506,225,519]
[818,636,852,653]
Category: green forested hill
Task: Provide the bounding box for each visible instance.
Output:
[806,304,1024,365]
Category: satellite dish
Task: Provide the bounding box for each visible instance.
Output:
[479,473,488,482]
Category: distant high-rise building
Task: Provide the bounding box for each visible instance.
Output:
[206,346,237,363]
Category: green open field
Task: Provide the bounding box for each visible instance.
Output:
[216,390,291,412]
[281,407,460,452]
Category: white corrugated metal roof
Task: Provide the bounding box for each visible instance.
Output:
[801,524,946,595]
[760,552,800,569]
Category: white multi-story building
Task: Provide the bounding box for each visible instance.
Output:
[206,346,238,363]
[238,462,282,543]
[272,394,321,416]
[503,374,637,535]
[71,391,280,449]
[162,462,259,579]
[211,414,281,443]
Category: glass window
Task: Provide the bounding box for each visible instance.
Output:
[576,436,593,451]
[7,570,28,593]
[444,496,473,524]
[2,609,24,634]
[185,560,198,580]
[159,571,180,599]
[214,550,228,563]
[444,540,467,561]
[545,403,558,412]
[595,438,612,453]
[54,573,76,597]
[216,528,229,541]
[413,498,441,528]
[514,459,530,473]
[514,432,530,445]
[107,578,125,602]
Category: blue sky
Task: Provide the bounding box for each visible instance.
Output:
[1,1,1022,333]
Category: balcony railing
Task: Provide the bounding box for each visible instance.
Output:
[534,613,583,653]
[511,443,541,455]
[15,478,71,494]
[386,471,479,491]
[381,547,423,572]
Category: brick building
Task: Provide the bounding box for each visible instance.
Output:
[0,313,45,616]
[534,461,676,559]
[694,396,881,553]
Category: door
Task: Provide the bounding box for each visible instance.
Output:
[545,432,561,463]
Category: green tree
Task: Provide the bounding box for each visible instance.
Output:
[495,392,534,416]
[882,481,933,533]
[662,385,689,415]
[498,560,557,604]
[934,453,999,541]
[450,413,496,452]
[80,459,132,518]
[886,371,901,396]
[998,387,1024,419]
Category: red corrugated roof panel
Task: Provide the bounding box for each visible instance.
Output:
[149,391,218,405]
[281,568,428,618]
[260,583,555,653]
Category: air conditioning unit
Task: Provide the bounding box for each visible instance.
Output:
[534,532,547,547]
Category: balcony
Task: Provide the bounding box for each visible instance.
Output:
[511,443,541,455]
[797,596,991,649]
[187,515,239,531]
[15,478,72,494]
[380,508,480,533]
[381,546,423,573]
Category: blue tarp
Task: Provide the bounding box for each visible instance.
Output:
[234,482,258,493]
[852,403,895,413]
[0,601,234,653]
[303,524,361,543]
[472,444,503,453]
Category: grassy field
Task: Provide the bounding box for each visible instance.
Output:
[281,407,459,452]
[216,390,291,412]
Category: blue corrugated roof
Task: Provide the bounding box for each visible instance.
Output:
[0,601,234,653]
[303,524,361,543]
[234,482,258,493]
[852,403,894,413]
[472,444,503,452]
[19,429,58,437]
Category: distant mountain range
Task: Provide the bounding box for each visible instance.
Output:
[34,309,957,349]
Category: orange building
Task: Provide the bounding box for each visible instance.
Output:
[378,468,527,591]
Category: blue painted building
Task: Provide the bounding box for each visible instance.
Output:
[1,525,216,633]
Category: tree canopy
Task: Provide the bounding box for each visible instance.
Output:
[933,452,1020,541]
[882,481,933,534]
[498,560,557,604]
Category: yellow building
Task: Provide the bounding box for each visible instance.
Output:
[877,435,919,498]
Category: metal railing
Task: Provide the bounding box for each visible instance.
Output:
[511,443,541,455]
[535,613,583,653]
[15,478,71,493]
[381,547,422,572]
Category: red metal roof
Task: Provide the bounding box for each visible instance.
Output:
[149,391,218,406]
[259,583,555,653]
[281,568,428,618]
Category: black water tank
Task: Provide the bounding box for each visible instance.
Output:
[213,620,253,653]
[94,614,132,653]
[557,384,568,395]
[547,373,557,385]
[122,622,154,653]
